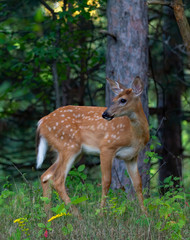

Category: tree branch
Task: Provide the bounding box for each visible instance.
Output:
[148,0,190,68]
[173,0,190,68]
[147,1,173,8]
[40,0,57,20]
[99,30,117,41]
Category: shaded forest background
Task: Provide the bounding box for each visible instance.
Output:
[0,0,190,192]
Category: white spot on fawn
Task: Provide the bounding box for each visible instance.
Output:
[64,109,73,113]
[111,134,116,139]
[105,133,109,139]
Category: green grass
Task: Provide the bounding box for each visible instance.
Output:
[0,169,190,240]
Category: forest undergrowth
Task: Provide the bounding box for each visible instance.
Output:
[0,165,189,240]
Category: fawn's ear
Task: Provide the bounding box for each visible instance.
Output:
[131,76,144,97]
[106,78,126,95]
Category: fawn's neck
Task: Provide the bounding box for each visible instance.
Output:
[128,101,149,145]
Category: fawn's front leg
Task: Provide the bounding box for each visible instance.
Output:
[125,158,147,215]
[100,148,114,208]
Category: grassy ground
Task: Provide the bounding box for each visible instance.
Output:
[0,168,190,240]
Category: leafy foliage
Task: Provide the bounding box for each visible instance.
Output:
[145,178,188,240]
[0,0,106,179]
[0,167,189,240]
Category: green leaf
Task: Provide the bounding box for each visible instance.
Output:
[35,8,44,22]
[67,223,73,233]
[57,203,66,214]
[62,226,68,236]
[40,197,51,204]
[37,229,44,237]
[46,222,51,228]
[38,223,46,228]
[51,203,66,214]
[164,176,172,184]
[69,170,80,177]
[78,164,85,172]
[173,195,184,200]
[71,196,88,205]
[144,158,149,163]
[151,135,157,140]
[1,189,14,198]
[150,144,154,150]
[80,173,87,180]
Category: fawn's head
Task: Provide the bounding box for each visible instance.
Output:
[102,76,144,121]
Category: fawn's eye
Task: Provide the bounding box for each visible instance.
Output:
[120,98,127,104]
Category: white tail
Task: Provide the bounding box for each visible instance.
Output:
[36,136,48,169]
[36,76,149,215]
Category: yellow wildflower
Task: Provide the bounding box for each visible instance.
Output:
[14,217,30,236]
[48,212,71,222]
[14,218,27,224]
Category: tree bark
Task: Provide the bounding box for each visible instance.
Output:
[52,61,61,109]
[158,4,183,194]
[106,0,150,192]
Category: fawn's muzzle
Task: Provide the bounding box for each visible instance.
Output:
[102,111,114,121]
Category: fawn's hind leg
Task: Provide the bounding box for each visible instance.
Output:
[52,150,82,217]
[41,162,58,217]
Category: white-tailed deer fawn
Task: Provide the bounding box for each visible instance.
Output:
[36,76,149,215]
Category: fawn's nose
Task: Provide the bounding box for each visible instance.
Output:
[102,111,114,121]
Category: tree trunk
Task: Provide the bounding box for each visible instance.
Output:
[106,0,149,192]
[158,5,183,194]
[52,61,61,109]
